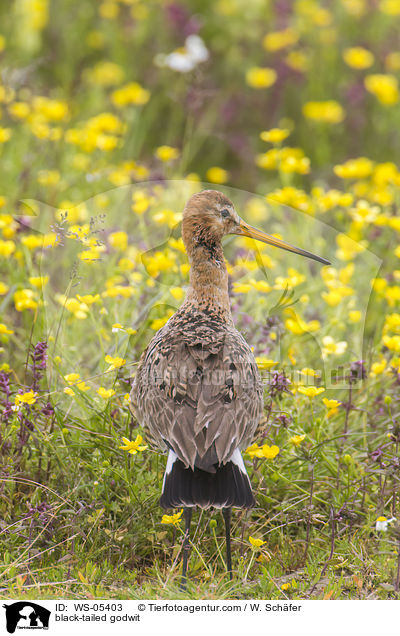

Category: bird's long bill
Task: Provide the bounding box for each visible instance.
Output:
[236,220,330,266]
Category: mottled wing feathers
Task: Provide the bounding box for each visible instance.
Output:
[132,310,263,470]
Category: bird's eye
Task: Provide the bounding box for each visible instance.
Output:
[220,208,230,218]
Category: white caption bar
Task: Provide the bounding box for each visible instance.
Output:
[1,599,398,636]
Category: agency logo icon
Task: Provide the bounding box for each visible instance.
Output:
[3,602,50,633]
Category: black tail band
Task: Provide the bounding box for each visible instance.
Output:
[160,457,255,509]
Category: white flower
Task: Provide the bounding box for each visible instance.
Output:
[163,52,195,73]
[185,35,209,64]
[155,35,209,73]
[375,516,396,532]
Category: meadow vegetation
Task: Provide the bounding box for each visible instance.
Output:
[1,0,400,599]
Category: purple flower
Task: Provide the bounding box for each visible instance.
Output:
[31,341,48,370]
[370,447,384,462]
[42,401,54,418]
[276,413,291,427]
[0,371,10,397]
[165,3,200,36]
[269,371,291,398]
[30,341,48,390]
[1,401,13,423]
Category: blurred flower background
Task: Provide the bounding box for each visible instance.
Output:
[1,0,400,599]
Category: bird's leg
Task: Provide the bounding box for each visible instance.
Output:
[180,507,192,590]
[222,507,233,580]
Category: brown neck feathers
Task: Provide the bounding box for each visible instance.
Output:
[183,238,232,321]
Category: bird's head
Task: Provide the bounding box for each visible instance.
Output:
[182,189,330,265]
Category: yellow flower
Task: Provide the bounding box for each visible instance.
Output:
[285,50,309,72]
[350,200,380,224]
[65,112,123,152]
[302,101,344,124]
[0,240,15,257]
[161,509,183,525]
[14,289,38,311]
[322,336,348,358]
[97,387,115,399]
[105,355,126,371]
[86,61,124,86]
[334,157,374,179]
[383,335,400,352]
[63,373,89,391]
[76,381,90,391]
[260,128,290,144]
[263,28,298,51]
[290,434,306,445]
[29,276,49,288]
[233,283,252,294]
[313,188,354,212]
[246,443,280,459]
[280,154,310,174]
[63,387,75,396]
[256,149,279,170]
[343,47,374,69]
[269,186,312,213]
[119,435,147,455]
[109,231,128,251]
[21,235,43,250]
[372,277,388,294]
[370,360,387,376]
[206,166,229,184]
[131,190,152,215]
[252,280,272,293]
[300,368,320,378]
[0,282,9,295]
[336,234,366,261]
[153,209,181,227]
[275,268,305,289]
[155,145,180,162]
[32,96,69,121]
[15,391,38,406]
[380,0,400,14]
[37,170,60,186]
[118,257,135,271]
[64,373,81,384]
[55,294,89,319]
[99,1,119,19]
[385,286,400,307]
[284,309,320,335]
[281,582,291,591]
[111,82,150,107]
[0,323,13,335]
[321,289,349,307]
[365,74,399,105]
[322,397,342,417]
[0,128,12,143]
[246,67,277,89]
[102,285,135,299]
[348,310,361,323]
[249,535,266,548]
[384,313,400,334]
[255,357,278,370]
[76,294,101,305]
[297,386,325,398]
[170,287,184,300]
[150,312,174,330]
